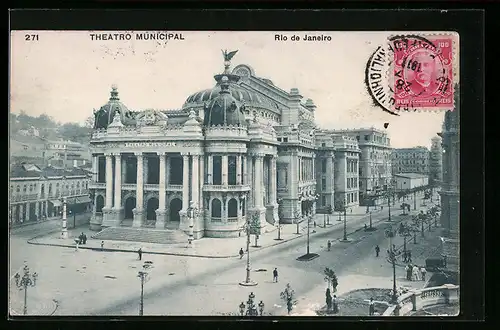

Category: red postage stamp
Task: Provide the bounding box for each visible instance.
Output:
[392,36,454,110]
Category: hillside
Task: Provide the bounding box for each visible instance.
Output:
[10,111,93,145]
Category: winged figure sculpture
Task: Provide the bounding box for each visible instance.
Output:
[222,49,238,62]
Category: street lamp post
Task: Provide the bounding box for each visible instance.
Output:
[137,263,149,316]
[306,212,311,255]
[369,211,373,229]
[387,191,392,222]
[240,214,257,286]
[276,198,283,240]
[15,265,37,315]
[238,292,263,316]
[386,249,398,304]
[61,197,68,239]
[187,201,198,248]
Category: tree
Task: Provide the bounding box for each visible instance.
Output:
[280,283,298,315]
[324,267,338,292]
[85,115,95,130]
[249,213,262,247]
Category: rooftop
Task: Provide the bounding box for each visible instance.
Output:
[10,163,90,179]
[394,173,429,179]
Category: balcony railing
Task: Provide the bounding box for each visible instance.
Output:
[211,217,222,222]
[89,182,106,189]
[227,217,238,222]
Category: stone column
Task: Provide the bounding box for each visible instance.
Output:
[242,156,247,185]
[113,153,123,224]
[35,201,39,220]
[312,155,316,182]
[143,156,149,184]
[327,153,335,208]
[192,155,200,207]
[253,154,266,231]
[92,154,98,182]
[133,152,144,227]
[104,154,113,208]
[121,155,127,183]
[179,154,190,232]
[165,154,171,186]
[155,152,166,229]
[236,154,242,185]
[207,155,213,184]
[247,154,253,206]
[199,155,204,209]
[181,154,190,211]
[191,154,200,235]
[26,203,30,222]
[222,154,228,185]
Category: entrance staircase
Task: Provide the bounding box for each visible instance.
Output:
[91,227,188,244]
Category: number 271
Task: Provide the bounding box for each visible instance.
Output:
[25,34,39,41]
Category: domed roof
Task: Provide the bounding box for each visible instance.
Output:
[203,75,247,127]
[93,86,136,129]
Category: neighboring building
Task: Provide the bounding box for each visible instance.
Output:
[393,173,429,191]
[44,139,90,168]
[9,163,92,226]
[314,132,360,212]
[391,146,430,175]
[323,128,392,205]
[332,135,360,210]
[429,136,443,187]
[89,53,324,239]
[438,108,460,268]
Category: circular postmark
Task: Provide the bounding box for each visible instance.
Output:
[365,34,454,114]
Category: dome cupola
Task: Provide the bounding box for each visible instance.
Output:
[202,50,248,127]
[93,85,136,129]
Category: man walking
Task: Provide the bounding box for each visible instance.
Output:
[407,250,412,263]
[101,241,104,251]
[327,240,332,251]
[375,245,380,257]
[138,248,143,261]
[368,298,375,316]
[273,268,278,283]
[420,266,427,281]
[239,248,244,259]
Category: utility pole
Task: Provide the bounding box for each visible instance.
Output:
[306,213,311,255]
[137,268,148,316]
[413,190,417,210]
[369,211,373,229]
[387,250,398,304]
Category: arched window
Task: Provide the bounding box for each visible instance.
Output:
[29,184,33,192]
[228,198,238,218]
[23,185,27,193]
[48,184,52,194]
[211,198,222,218]
[228,156,237,185]
[16,185,20,193]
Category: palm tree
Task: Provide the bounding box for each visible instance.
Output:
[324,267,338,292]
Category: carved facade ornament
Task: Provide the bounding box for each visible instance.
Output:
[135,109,168,127]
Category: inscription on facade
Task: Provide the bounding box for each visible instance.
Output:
[124,142,176,148]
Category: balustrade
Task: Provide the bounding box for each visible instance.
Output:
[382,285,459,316]
[227,217,238,222]
[211,217,222,222]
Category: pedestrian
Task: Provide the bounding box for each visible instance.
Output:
[405,265,410,280]
[75,241,79,251]
[325,288,332,312]
[368,298,375,316]
[138,248,142,261]
[239,248,244,259]
[100,241,104,251]
[327,240,332,251]
[420,266,427,282]
[364,224,367,231]
[83,234,87,245]
[332,295,339,314]
[14,273,20,286]
[407,250,412,263]
[32,272,37,285]
[375,245,380,257]
[412,265,419,281]
[273,268,278,283]
[408,264,413,281]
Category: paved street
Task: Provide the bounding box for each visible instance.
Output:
[9,194,440,316]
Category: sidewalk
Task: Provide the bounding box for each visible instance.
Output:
[27,204,395,259]
[9,280,58,316]
[28,222,312,258]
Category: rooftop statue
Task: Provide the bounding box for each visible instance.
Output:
[222,49,238,62]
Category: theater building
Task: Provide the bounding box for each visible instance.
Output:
[89,53,326,239]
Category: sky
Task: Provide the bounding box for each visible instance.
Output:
[10,31,452,148]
